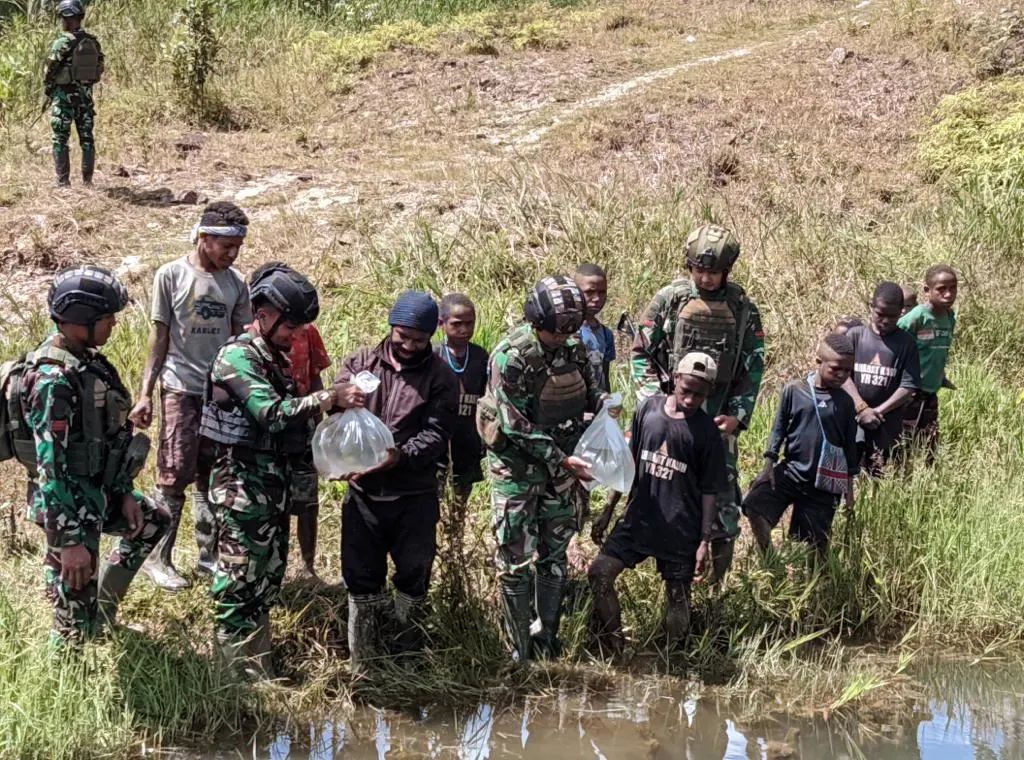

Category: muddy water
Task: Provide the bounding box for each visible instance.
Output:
[216,662,1024,759]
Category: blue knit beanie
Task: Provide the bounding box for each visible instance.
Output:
[388,290,439,335]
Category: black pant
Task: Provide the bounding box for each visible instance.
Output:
[742,467,839,551]
[342,488,440,596]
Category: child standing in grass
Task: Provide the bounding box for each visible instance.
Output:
[436,293,489,504]
[574,263,616,394]
[843,282,921,475]
[898,265,958,452]
[285,319,332,581]
[900,285,918,317]
[743,333,859,557]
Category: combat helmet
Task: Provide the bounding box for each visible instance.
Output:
[685,224,741,272]
[524,275,585,335]
[249,262,320,325]
[49,265,129,325]
[56,0,85,18]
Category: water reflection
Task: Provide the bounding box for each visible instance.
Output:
[229,663,1024,759]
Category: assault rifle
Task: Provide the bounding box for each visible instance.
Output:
[615,312,672,394]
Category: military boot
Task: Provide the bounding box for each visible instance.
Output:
[347,592,390,676]
[96,561,137,634]
[142,490,191,592]
[392,591,427,655]
[54,149,71,187]
[249,613,276,680]
[193,490,218,576]
[81,147,95,186]
[532,574,566,660]
[500,575,535,663]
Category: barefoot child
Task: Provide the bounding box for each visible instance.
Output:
[898,265,958,452]
[743,333,859,557]
[588,353,727,652]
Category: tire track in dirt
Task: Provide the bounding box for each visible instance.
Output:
[502,0,874,152]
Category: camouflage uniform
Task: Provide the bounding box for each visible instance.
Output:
[23,335,167,644]
[43,31,102,184]
[481,322,602,658]
[201,332,330,640]
[631,278,765,575]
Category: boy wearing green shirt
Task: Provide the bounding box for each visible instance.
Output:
[898,265,958,451]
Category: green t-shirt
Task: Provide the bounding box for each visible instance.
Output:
[897,304,955,394]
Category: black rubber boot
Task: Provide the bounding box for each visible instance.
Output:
[532,574,566,660]
[141,490,191,592]
[500,575,535,663]
[348,592,390,676]
[81,147,95,186]
[54,149,70,187]
[96,561,137,634]
[193,490,218,576]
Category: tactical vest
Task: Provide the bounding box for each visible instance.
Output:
[53,33,103,86]
[199,337,308,455]
[670,281,750,390]
[0,345,147,485]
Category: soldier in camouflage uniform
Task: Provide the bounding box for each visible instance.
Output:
[43,0,104,187]
[15,266,167,646]
[631,224,765,583]
[479,276,613,661]
[200,264,360,678]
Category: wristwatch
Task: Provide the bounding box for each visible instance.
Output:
[855,400,870,414]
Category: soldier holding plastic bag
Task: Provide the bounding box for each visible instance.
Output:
[478,276,620,663]
[332,291,458,673]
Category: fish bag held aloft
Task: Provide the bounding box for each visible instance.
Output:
[312,371,395,479]
[572,393,635,493]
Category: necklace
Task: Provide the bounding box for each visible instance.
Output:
[442,341,469,374]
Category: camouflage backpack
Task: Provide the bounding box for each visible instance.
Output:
[0,355,33,467]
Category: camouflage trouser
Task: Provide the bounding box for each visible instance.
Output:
[707,433,742,583]
[50,86,95,159]
[489,451,580,582]
[713,433,742,539]
[209,446,290,637]
[42,494,168,645]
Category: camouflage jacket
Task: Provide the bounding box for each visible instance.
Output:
[630,279,765,427]
[23,335,137,548]
[203,331,328,452]
[43,31,103,96]
[488,323,603,473]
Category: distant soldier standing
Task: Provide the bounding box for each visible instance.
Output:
[200,264,360,677]
[631,224,765,583]
[9,267,167,645]
[43,0,104,187]
[479,276,611,662]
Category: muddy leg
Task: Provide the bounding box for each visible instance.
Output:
[587,553,626,654]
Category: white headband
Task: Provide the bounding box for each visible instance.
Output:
[190,223,248,245]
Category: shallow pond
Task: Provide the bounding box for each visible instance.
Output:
[213,662,1024,759]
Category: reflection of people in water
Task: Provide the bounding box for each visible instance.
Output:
[684,698,728,760]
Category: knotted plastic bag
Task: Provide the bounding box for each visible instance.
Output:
[312,371,395,479]
[572,393,635,493]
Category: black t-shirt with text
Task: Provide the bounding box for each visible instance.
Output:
[434,342,489,475]
[847,325,921,441]
[619,396,727,561]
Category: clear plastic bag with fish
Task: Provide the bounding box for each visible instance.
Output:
[312,371,395,478]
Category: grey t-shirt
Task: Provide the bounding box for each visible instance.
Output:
[151,257,252,396]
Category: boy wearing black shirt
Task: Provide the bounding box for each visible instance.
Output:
[743,333,859,556]
[436,293,489,500]
[588,352,727,652]
[843,282,921,474]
